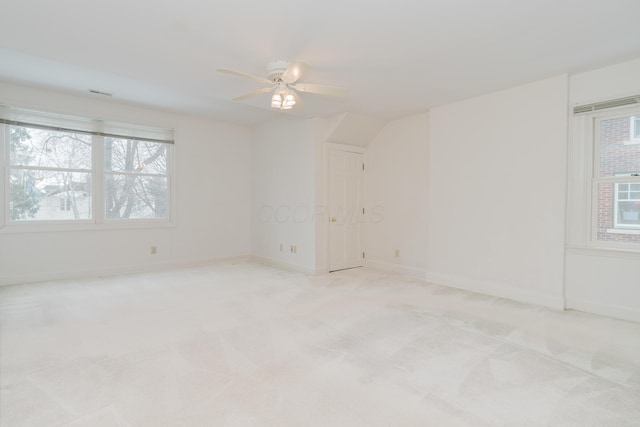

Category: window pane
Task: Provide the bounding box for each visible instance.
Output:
[599,115,640,177]
[634,117,640,139]
[105,138,167,174]
[618,201,640,226]
[9,169,92,221]
[105,174,168,219]
[597,182,615,238]
[9,126,92,170]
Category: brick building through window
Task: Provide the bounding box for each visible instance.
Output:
[597,115,640,243]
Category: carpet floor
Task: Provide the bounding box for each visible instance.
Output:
[1,260,639,426]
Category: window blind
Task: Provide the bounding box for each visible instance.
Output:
[573,95,640,115]
[0,105,174,144]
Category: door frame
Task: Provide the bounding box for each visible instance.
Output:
[324,142,366,273]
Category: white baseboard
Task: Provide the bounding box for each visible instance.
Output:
[566,298,640,324]
[0,255,253,287]
[250,255,318,276]
[364,260,426,279]
[425,271,565,311]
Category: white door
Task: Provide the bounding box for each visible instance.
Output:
[329,149,364,272]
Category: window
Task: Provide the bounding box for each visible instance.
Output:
[568,96,640,251]
[104,138,169,219]
[614,178,640,228]
[631,116,640,142]
[1,107,174,228]
[8,125,93,221]
[594,112,640,243]
[568,104,640,249]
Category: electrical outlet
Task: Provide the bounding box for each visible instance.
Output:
[395,249,400,258]
[150,246,157,255]
[279,243,283,252]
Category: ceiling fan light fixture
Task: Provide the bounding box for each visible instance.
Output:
[283,94,296,107]
[271,92,283,108]
[271,88,296,110]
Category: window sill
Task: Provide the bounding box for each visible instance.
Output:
[566,245,640,259]
[605,228,640,235]
[0,219,175,234]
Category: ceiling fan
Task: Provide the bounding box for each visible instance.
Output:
[216,60,347,110]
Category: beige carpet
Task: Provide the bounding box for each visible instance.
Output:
[1,260,639,426]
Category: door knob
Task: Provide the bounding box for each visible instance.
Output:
[330,217,337,222]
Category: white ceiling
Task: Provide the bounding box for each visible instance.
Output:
[1,0,639,126]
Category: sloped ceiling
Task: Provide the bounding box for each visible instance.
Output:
[1,0,639,126]
[325,113,387,147]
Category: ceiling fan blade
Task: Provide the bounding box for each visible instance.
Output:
[216,68,271,84]
[293,83,347,98]
[282,60,310,84]
[232,87,273,101]
[291,90,305,110]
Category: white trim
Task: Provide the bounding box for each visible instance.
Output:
[565,112,593,247]
[594,175,640,184]
[566,245,640,260]
[0,255,252,287]
[566,298,640,324]
[250,255,319,276]
[584,239,640,253]
[9,165,91,173]
[612,176,640,229]
[1,124,8,229]
[561,79,571,317]
[0,219,176,234]
[627,115,640,144]
[325,141,367,154]
[425,271,565,310]
[365,260,425,279]
[606,228,640,235]
[1,125,175,229]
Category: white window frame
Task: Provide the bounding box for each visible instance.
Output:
[102,137,172,222]
[592,112,640,240]
[627,116,640,145]
[5,125,95,225]
[568,103,640,252]
[612,176,640,229]
[0,108,175,233]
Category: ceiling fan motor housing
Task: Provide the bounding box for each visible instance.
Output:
[266,60,290,82]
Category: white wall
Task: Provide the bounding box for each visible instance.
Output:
[364,113,429,277]
[251,116,320,274]
[4,59,640,324]
[0,82,253,285]
[570,58,640,106]
[565,58,640,322]
[426,75,569,309]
